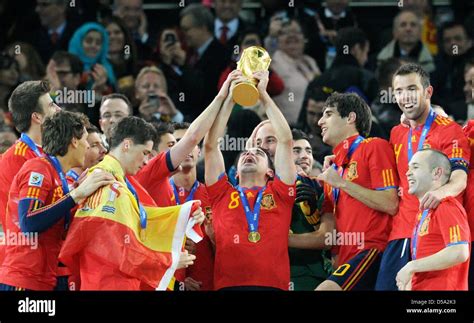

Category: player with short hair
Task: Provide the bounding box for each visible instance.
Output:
[315,92,399,291]
[463,120,474,290]
[204,70,297,290]
[0,111,114,290]
[396,149,470,290]
[376,63,470,290]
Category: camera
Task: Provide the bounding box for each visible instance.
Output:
[164,32,177,45]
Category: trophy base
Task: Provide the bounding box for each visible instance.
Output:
[233,83,259,107]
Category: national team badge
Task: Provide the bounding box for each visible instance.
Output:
[28,172,44,187]
[346,161,358,182]
[419,215,430,236]
[422,142,431,149]
[260,194,276,210]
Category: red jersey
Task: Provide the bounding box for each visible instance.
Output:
[207,174,295,290]
[463,121,474,240]
[0,140,43,230]
[411,197,470,290]
[389,114,470,241]
[322,135,398,267]
[0,157,70,290]
[134,151,175,206]
[173,181,215,291]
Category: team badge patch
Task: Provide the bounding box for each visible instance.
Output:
[419,215,430,236]
[346,161,358,182]
[28,172,44,187]
[260,194,276,210]
[101,205,116,214]
[422,143,431,149]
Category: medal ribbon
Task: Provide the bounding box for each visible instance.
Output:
[332,135,365,205]
[169,178,199,205]
[407,108,436,162]
[125,178,147,230]
[47,155,71,231]
[237,185,266,235]
[411,209,430,260]
[20,133,43,157]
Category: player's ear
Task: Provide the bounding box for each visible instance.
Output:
[432,166,443,181]
[71,136,79,148]
[347,111,357,126]
[122,139,132,152]
[266,168,274,179]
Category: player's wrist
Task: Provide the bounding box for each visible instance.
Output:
[69,189,82,204]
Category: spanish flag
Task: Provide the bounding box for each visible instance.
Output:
[59,155,203,290]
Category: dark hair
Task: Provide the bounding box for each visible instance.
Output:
[440,20,468,39]
[151,121,175,148]
[102,16,138,67]
[180,4,214,33]
[8,80,51,133]
[324,92,372,137]
[172,122,191,131]
[335,27,368,56]
[42,111,90,156]
[292,128,310,142]
[51,51,84,75]
[393,63,430,89]
[376,58,403,89]
[109,116,156,149]
[237,27,263,48]
[86,124,101,134]
[100,93,132,115]
[419,148,452,185]
[5,42,45,80]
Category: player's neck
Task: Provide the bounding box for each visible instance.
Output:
[55,155,74,173]
[108,150,127,175]
[334,130,360,149]
[413,105,431,127]
[25,127,42,146]
[172,168,197,190]
[239,173,266,188]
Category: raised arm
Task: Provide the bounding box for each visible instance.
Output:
[204,71,244,185]
[253,71,296,185]
[169,71,240,169]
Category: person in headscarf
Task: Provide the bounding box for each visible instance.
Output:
[68,22,116,92]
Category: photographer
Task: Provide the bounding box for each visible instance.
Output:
[134,66,183,123]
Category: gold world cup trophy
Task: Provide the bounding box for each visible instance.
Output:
[232,46,272,107]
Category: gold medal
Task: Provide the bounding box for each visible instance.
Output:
[248,231,261,243]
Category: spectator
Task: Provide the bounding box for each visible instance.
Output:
[432,21,473,107]
[103,15,138,98]
[33,0,81,63]
[0,54,20,113]
[112,0,153,61]
[218,28,285,119]
[134,66,183,124]
[179,3,228,120]
[4,42,45,81]
[446,59,474,124]
[153,27,188,114]
[271,19,321,126]
[307,27,378,107]
[402,0,438,55]
[371,57,404,137]
[45,51,88,115]
[377,10,435,73]
[68,22,117,91]
[0,126,17,154]
[213,0,247,52]
[297,86,332,165]
[99,93,132,139]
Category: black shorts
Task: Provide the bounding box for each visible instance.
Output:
[327,248,381,291]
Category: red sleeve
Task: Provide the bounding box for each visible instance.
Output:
[322,182,334,214]
[205,173,233,205]
[437,119,470,173]
[365,138,399,190]
[463,121,474,167]
[17,159,53,204]
[267,70,285,96]
[435,198,470,247]
[270,177,296,205]
[217,67,231,91]
[134,151,175,189]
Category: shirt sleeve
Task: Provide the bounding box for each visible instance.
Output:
[270,176,296,205]
[435,199,470,247]
[365,138,400,191]
[134,151,176,189]
[205,173,233,205]
[17,159,75,233]
[438,121,470,173]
